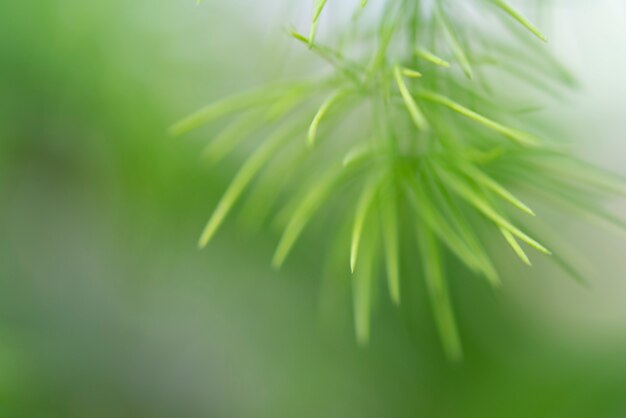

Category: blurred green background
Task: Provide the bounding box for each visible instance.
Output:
[1,1,626,417]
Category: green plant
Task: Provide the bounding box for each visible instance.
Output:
[173,0,626,361]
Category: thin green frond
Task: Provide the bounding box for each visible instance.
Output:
[493,0,547,42]
[535,156,626,198]
[290,31,364,85]
[426,170,501,286]
[309,0,328,44]
[404,175,490,277]
[201,87,309,163]
[353,224,378,346]
[520,175,626,241]
[394,65,429,130]
[265,84,313,120]
[350,179,380,273]
[484,31,576,87]
[312,0,327,23]
[380,182,401,304]
[291,31,310,44]
[238,147,310,230]
[272,178,336,268]
[273,162,363,268]
[500,227,532,265]
[475,54,566,99]
[435,167,551,255]
[171,87,283,137]
[416,224,463,362]
[366,2,399,75]
[309,19,320,46]
[198,122,300,248]
[401,68,423,78]
[200,112,265,164]
[498,162,626,236]
[419,91,541,147]
[308,89,350,147]
[435,6,474,79]
[415,48,450,68]
[458,163,536,216]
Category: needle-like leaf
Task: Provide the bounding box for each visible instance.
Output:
[273,174,338,268]
[198,122,301,248]
[401,68,423,78]
[493,0,547,42]
[394,65,429,130]
[416,48,451,68]
[200,112,265,164]
[309,0,328,44]
[435,6,474,79]
[273,160,366,268]
[419,91,541,147]
[312,0,328,23]
[350,179,380,273]
[535,156,626,198]
[516,173,626,241]
[380,181,401,304]
[416,224,463,362]
[291,31,364,85]
[426,169,501,286]
[457,163,536,216]
[435,167,551,255]
[353,224,378,345]
[308,89,350,147]
[171,87,284,137]
[500,227,532,265]
[404,175,491,277]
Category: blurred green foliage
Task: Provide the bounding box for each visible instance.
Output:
[1,1,625,417]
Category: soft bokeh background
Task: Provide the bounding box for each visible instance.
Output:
[1,1,625,417]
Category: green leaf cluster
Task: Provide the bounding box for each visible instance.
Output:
[175,0,626,360]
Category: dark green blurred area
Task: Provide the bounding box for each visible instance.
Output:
[1,1,625,417]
